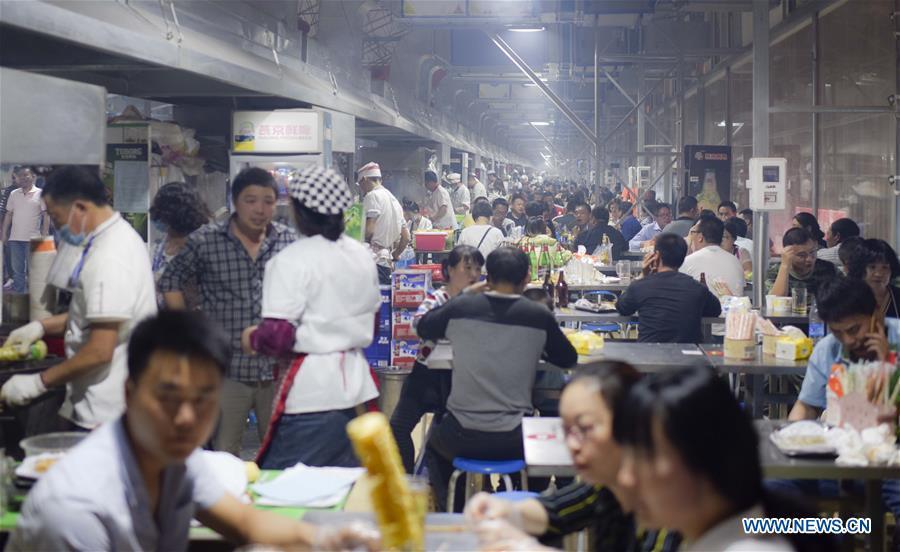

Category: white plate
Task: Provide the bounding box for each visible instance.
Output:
[15,452,66,480]
[770,426,837,457]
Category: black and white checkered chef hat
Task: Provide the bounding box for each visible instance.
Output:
[287,166,354,215]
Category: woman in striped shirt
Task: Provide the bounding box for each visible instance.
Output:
[389,245,484,473]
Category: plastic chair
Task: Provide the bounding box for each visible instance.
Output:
[583,290,618,303]
[581,322,620,334]
[447,457,528,513]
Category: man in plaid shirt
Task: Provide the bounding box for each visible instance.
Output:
[159,167,297,455]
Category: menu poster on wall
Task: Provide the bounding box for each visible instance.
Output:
[232,110,322,154]
[104,143,150,241]
[684,145,732,212]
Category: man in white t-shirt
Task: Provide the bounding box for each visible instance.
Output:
[423,170,457,230]
[458,201,505,258]
[1,166,158,429]
[448,173,470,216]
[358,162,409,285]
[2,166,48,293]
[680,217,745,297]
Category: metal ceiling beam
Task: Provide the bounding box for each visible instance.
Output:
[487,32,598,147]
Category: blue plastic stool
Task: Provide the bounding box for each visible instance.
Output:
[447,458,528,513]
[581,322,620,333]
[493,491,539,502]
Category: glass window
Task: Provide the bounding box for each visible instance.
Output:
[770,23,812,106]
[770,112,813,252]
[702,76,727,146]
[727,60,753,215]
[819,1,896,107]
[817,0,896,243]
[818,113,895,242]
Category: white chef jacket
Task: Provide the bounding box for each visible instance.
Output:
[262,235,381,413]
[363,185,405,267]
[469,181,488,202]
[62,213,158,428]
[450,184,471,214]
[426,185,457,229]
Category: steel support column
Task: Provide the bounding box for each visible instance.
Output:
[488,32,597,147]
[675,59,686,202]
[811,12,820,217]
[594,20,602,190]
[752,0,770,309]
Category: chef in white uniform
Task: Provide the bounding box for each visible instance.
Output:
[1,166,157,429]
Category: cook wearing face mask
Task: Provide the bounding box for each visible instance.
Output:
[1,166,158,431]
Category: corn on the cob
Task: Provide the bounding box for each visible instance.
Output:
[0,340,48,362]
[346,412,422,550]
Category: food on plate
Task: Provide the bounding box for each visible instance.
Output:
[771,421,830,450]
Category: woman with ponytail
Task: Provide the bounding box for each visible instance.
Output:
[389,245,484,472]
[241,166,382,469]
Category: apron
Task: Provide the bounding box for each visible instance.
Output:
[255,353,382,465]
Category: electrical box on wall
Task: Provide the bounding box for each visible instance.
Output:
[628,166,650,189]
[748,157,787,211]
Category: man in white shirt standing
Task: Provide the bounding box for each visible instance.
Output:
[681,216,745,297]
[1,166,157,430]
[359,162,409,285]
[468,173,488,202]
[2,166,49,293]
[448,173,470,216]
[423,170,457,230]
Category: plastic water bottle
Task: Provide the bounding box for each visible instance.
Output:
[808,298,826,344]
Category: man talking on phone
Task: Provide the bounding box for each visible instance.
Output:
[616,233,721,343]
[790,278,899,421]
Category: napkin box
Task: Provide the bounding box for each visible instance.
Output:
[775,336,813,361]
[762,334,781,356]
[724,338,755,360]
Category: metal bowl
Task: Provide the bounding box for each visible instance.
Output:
[20,432,86,458]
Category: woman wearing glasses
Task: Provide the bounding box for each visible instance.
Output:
[465,362,681,552]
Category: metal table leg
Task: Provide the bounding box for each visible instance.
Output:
[865,479,885,552]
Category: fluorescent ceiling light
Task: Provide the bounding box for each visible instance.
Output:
[507,25,545,32]
[528,121,550,126]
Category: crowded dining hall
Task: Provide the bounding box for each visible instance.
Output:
[0,0,898,550]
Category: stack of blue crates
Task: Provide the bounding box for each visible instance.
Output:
[364,285,392,368]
